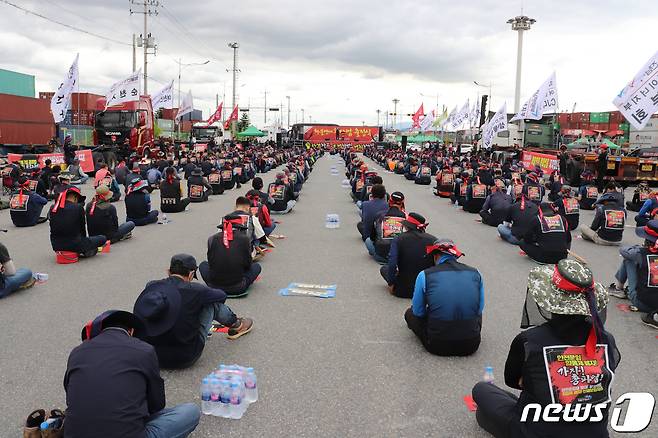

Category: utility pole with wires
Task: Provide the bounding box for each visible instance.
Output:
[264,90,267,126]
[130,0,159,94]
[227,42,240,111]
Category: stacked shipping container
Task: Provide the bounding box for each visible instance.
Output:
[0,93,54,144]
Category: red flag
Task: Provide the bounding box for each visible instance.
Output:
[411,103,424,129]
[224,105,239,130]
[205,102,223,126]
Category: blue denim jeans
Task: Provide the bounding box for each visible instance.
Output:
[145,403,200,438]
[0,268,33,299]
[198,301,237,343]
[262,223,276,236]
[365,238,388,264]
[615,259,652,312]
[497,224,520,245]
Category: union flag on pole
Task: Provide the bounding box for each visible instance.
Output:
[224,105,238,130]
[411,103,424,129]
[206,102,223,126]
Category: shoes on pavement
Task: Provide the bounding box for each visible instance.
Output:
[629,305,639,312]
[641,313,658,329]
[608,283,628,299]
[42,409,65,438]
[227,318,253,340]
[120,231,133,241]
[23,409,45,438]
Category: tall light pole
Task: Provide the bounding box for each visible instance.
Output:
[175,59,210,137]
[376,109,381,127]
[507,15,536,114]
[286,95,291,129]
[301,108,305,124]
[392,98,400,129]
[227,42,240,111]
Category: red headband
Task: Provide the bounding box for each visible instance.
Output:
[405,215,427,230]
[425,243,463,258]
[222,219,243,248]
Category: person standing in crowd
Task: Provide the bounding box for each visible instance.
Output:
[520,202,571,264]
[9,177,48,227]
[49,187,108,258]
[479,184,512,227]
[133,254,253,369]
[498,193,539,246]
[609,220,658,325]
[580,193,625,246]
[358,184,388,241]
[199,213,262,297]
[404,239,484,356]
[63,310,200,438]
[125,180,159,226]
[472,259,618,438]
[0,242,35,298]
[382,213,436,298]
[159,167,191,214]
[596,144,609,192]
[86,186,135,243]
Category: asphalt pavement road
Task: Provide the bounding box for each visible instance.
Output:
[0,154,656,437]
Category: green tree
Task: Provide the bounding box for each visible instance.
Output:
[237,112,250,133]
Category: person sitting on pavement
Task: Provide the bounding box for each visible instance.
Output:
[53,172,73,196]
[546,169,566,202]
[463,176,489,214]
[94,164,121,202]
[609,219,658,324]
[9,177,48,227]
[554,184,580,231]
[478,184,512,227]
[268,172,296,214]
[49,187,108,258]
[367,191,406,264]
[146,162,163,189]
[382,213,436,298]
[356,174,382,210]
[133,254,253,369]
[249,177,272,206]
[246,191,275,239]
[520,202,571,265]
[626,181,652,212]
[208,168,224,195]
[634,191,658,226]
[124,163,143,194]
[67,158,89,185]
[577,169,599,210]
[125,180,159,226]
[358,184,388,241]
[199,213,262,297]
[86,186,135,244]
[498,192,539,246]
[114,159,129,187]
[472,259,618,438]
[523,172,545,205]
[580,192,625,246]
[187,167,212,203]
[0,242,35,298]
[232,196,269,256]
[159,167,191,214]
[404,239,484,356]
[63,310,200,438]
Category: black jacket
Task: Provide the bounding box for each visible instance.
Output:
[63,328,165,438]
[49,201,88,251]
[506,199,539,239]
[85,201,119,240]
[125,192,150,221]
[206,230,252,290]
[388,230,436,298]
[590,204,625,242]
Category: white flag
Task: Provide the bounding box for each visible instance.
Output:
[151,80,174,112]
[419,109,436,132]
[51,54,79,123]
[613,52,658,130]
[511,72,558,122]
[482,103,508,149]
[105,70,142,109]
[176,90,194,120]
[469,101,481,126]
[451,100,470,129]
[443,106,458,130]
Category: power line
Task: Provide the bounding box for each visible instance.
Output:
[1,0,131,46]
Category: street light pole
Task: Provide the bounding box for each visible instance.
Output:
[301,108,305,124]
[392,98,399,128]
[376,109,381,127]
[174,59,210,139]
[507,15,536,147]
[286,95,291,129]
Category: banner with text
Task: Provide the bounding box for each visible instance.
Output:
[482,103,508,149]
[105,70,141,109]
[51,54,79,123]
[511,72,558,122]
[151,80,174,112]
[613,51,658,130]
[521,150,559,174]
[8,149,94,173]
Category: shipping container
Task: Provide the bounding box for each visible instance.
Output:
[38,92,103,111]
[620,122,630,132]
[557,114,570,125]
[157,119,174,131]
[161,108,176,120]
[609,111,624,123]
[0,93,53,123]
[0,69,35,98]
[590,123,609,131]
[160,108,202,122]
[0,121,54,144]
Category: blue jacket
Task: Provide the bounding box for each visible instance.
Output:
[360,198,388,241]
[412,255,484,342]
[638,198,658,218]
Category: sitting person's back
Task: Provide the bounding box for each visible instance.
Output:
[9,179,48,227]
[404,239,483,356]
[125,180,159,225]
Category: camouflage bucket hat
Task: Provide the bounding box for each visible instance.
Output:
[528,259,608,316]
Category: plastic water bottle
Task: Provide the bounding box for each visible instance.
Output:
[40,418,62,431]
[209,378,221,416]
[325,214,340,229]
[219,379,231,418]
[200,378,212,415]
[33,272,48,282]
[229,382,243,419]
[162,213,168,224]
[483,366,494,383]
[245,368,258,403]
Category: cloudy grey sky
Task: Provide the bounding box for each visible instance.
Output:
[1,0,657,126]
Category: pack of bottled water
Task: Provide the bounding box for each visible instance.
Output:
[325,213,340,229]
[330,165,339,175]
[200,364,258,419]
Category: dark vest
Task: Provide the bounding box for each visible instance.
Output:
[636,248,658,310]
[125,192,149,220]
[393,230,436,298]
[596,205,625,242]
